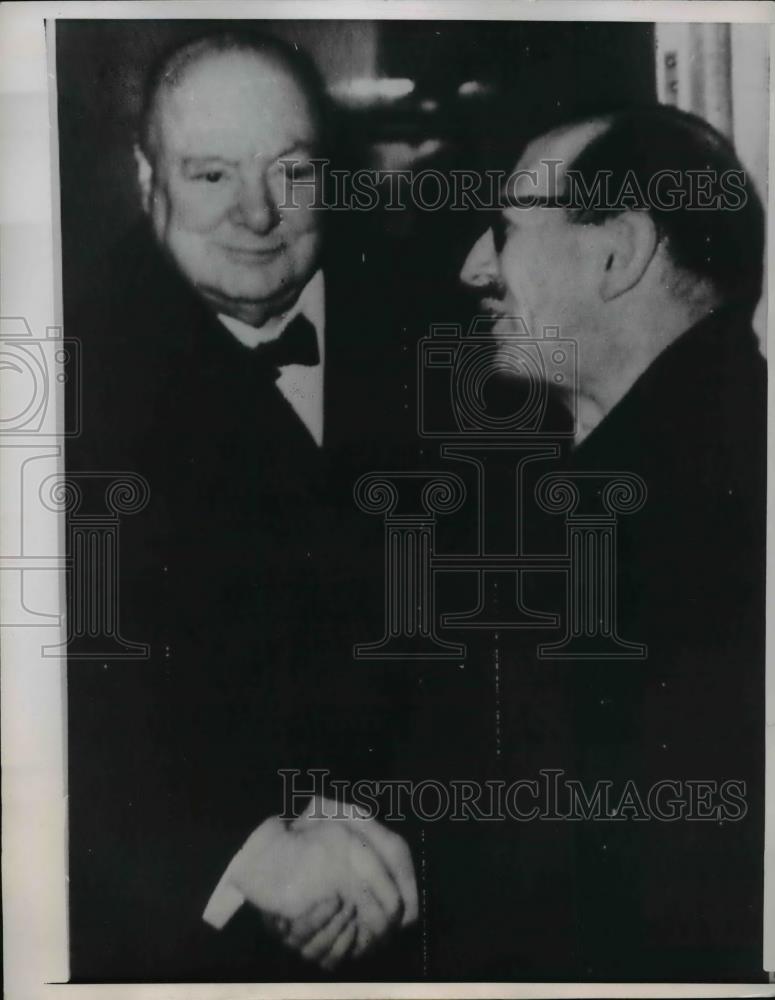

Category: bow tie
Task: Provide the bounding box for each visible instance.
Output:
[252,314,320,370]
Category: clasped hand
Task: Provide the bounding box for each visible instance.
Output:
[203,796,418,970]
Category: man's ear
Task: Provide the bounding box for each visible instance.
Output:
[599,211,659,301]
[133,145,154,214]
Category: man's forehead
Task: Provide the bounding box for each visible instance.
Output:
[156,50,317,151]
[508,119,610,201]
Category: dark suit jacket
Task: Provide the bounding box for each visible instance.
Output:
[560,304,766,982]
[412,305,766,982]
[66,222,421,981]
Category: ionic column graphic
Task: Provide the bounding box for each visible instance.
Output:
[41,473,150,659]
[353,473,466,659]
[439,442,560,629]
[535,472,648,659]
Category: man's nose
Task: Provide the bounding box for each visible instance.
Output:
[232,172,279,234]
[459,228,499,290]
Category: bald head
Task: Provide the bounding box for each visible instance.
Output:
[139,31,328,164]
[509,117,611,202]
[557,106,764,310]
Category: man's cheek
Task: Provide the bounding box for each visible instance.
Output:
[283,205,322,239]
[286,227,323,270]
[171,190,231,234]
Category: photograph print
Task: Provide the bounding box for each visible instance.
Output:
[55,13,769,986]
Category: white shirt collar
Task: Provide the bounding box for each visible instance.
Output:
[217,271,326,447]
[217,270,325,359]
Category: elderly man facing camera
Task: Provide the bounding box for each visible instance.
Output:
[449,106,765,980]
[67,32,418,982]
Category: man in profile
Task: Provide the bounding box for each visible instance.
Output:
[67,31,418,981]
[232,104,766,981]
[455,105,765,980]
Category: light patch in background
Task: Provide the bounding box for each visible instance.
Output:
[655,21,769,346]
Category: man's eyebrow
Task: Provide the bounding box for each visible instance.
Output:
[276,141,318,159]
[182,156,237,167]
[179,145,318,168]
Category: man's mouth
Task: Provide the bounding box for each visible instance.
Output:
[478,296,508,317]
[220,244,285,263]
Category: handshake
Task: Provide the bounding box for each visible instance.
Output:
[203,796,418,970]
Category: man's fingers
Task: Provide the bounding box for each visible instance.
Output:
[352,912,376,959]
[319,917,359,971]
[300,901,356,963]
[352,820,418,926]
[314,827,399,930]
[285,895,342,948]
[351,884,390,943]
[296,800,417,928]
[340,826,403,927]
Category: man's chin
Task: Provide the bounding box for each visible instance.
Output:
[198,282,303,327]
